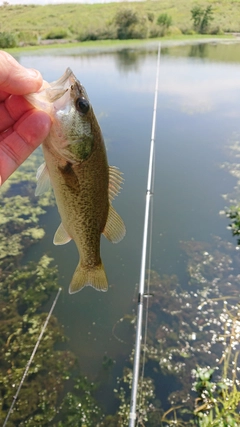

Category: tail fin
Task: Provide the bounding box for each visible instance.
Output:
[69,261,108,294]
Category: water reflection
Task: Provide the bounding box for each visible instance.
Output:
[115,49,143,71]
[161,40,240,63]
[114,48,157,72]
[188,42,208,58]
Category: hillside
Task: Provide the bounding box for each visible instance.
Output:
[0,0,239,46]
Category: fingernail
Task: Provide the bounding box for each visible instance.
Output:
[27,68,39,78]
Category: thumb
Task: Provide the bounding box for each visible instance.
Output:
[0,51,43,95]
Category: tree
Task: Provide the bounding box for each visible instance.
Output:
[191,5,214,34]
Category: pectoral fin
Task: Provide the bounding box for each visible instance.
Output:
[54,223,72,245]
[103,204,126,243]
[35,162,51,196]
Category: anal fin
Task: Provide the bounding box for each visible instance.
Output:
[54,223,72,245]
[103,204,126,243]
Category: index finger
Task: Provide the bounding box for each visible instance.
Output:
[0,51,43,95]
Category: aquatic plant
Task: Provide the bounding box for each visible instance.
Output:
[110,236,240,426]
[0,152,104,426]
[55,376,103,427]
[194,302,240,426]
[108,365,160,426]
[0,254,77,426]
[161,302,240,426]
[0,150,55,264]
[226,206,240,245]
[220,135,240,245]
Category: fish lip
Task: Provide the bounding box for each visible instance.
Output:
[50,67,75,88]
[47,68,84,104]
[50,68,88,104]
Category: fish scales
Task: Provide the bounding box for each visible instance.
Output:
[25,68,125,294]
[44,135,109,265]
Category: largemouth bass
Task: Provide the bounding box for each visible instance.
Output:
[25,68,125,294]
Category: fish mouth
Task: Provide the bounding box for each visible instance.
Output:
[50,68,88,104]
[25,68,88,117]
[50,67,76,89]
[45,68,77,103]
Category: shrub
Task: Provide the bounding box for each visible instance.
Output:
[147,12,154,23]
[166,26,182,36]
[156,13,172,36]
[149,25,162,38]
[0,32,17,48]
[44,27,68,40]
[129,20,148,39]
[115,8,139,29]
[157,13,172,28]
[115,8,138,39]
[17,31,39,46]
[211,26,224,35]
[77,25,117,41]
[183,28,197,35]
[114,8,148,39]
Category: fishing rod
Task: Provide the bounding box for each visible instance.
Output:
[128,43,161,427]
[3,287,62,427]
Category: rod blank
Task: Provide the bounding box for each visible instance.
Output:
[128,43,161,427]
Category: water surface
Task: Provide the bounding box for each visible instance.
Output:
[14,41,240,410]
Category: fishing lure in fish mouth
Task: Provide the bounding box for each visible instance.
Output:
[25,68,126,294]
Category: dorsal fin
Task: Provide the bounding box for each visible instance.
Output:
[108,166,124,202]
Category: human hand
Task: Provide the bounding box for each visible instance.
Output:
[0,51,51,185]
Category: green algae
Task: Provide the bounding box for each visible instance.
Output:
[107,236,240,426]
[0,151,103,426]
[0,149,54,262]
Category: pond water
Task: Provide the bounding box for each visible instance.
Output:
[12,41,240,412]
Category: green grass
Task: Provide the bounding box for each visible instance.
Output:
[5,34,234,55]
[0,0,240,44]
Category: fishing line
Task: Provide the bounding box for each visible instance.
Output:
[129,43,161,427]
[3,287,62,427]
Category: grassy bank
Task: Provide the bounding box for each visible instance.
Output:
[5,34,235,55]
[0,0,239,48]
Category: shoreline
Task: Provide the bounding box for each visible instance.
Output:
[5,34,238,55]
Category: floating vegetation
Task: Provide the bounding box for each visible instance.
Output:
[54,376,103,427]
[162,302,240,426]
[109,237,240,425]
[0,149,55,264]
[0,252,80,425]
[112,366,160,427]
[221,135,240,244]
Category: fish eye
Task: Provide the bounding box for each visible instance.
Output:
[76,97,90,114]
